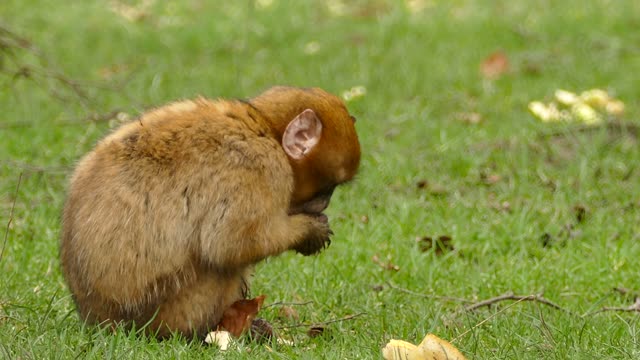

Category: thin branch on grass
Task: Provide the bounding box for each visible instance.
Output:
[385,282,473,303]
[0,172,23,264]
[1,24,135,108]
[460,291,570,314]
[263,300,313,309]
[451,295,532,344]
[0,109,127,129]
[448,291,574,344]
[585,297,640,316]
[450,292,569,344]
[276,312,366,330]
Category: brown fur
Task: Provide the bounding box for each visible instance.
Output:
[60,86,360,339]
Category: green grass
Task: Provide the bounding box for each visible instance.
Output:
[2,0,640,358]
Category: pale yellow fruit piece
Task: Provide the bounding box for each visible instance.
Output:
[554,89,580,106]
[528,101,563,122]
[382,339,420,360]
[417,334,467,360]
[605,99,625,116]
[580,89,610,108]
[571,103,602,125]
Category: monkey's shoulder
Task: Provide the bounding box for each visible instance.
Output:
[80,98,286,186]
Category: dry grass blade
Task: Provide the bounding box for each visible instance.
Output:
[0,172,23,264]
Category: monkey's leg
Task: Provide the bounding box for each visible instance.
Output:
[149,270,248,339]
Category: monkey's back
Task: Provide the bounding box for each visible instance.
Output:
[60,98,291,332]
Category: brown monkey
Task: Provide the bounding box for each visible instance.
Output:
[60,86,360,339]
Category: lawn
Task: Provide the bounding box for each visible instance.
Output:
[1,0,640,358]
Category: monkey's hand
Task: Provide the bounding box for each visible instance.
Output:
[293,214,332,256]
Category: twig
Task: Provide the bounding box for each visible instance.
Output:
[585,297,640,316]
[459,291,569,313]
[0,172,22,264]
[386,282,473,303]
[0,109,126,129]
[276,312,366,330]
[448,291,574,344]
[451,295,537,344]
[264,300,313,309]
[1,24,133,108]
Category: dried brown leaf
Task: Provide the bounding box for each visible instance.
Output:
[480,51,510,79]
[417,235,455,255]
[250,318,274,342]
[372,255,400,271]
[278,305,300,321]
[219,295,266,337]
[307,325,326,338]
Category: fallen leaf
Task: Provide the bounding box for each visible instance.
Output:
[417,235,455,255]
[573,204,587,223]
[219,295,266,337]
[250,318,274,342]
[480,172,502,185]
[415,180,448,196]
[540,232,554,248]
[372,255,400,272]
[456,112,482,125]
[480,51,509,79]
[97,63,130,80]
[278,306,300,321]
[307,325,326,338]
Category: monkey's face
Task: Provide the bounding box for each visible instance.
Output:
[251,86,360,218]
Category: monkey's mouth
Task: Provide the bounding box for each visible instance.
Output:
[289,197,330,217]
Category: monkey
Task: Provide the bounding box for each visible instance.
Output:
[60,86,361,339]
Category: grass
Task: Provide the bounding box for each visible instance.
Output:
[1,0,640,358]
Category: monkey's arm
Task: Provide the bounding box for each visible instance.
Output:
[194,140,330,269]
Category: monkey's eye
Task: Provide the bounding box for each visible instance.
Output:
[350,115,357,123]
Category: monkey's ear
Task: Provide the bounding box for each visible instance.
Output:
[282,109,323,160]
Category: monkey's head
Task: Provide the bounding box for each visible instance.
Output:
[251,86,361,216]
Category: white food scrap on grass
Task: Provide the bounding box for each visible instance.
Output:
[204,330,233,351]
[528,88,625,126]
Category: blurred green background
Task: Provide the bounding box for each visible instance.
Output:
[1,1,639,358]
